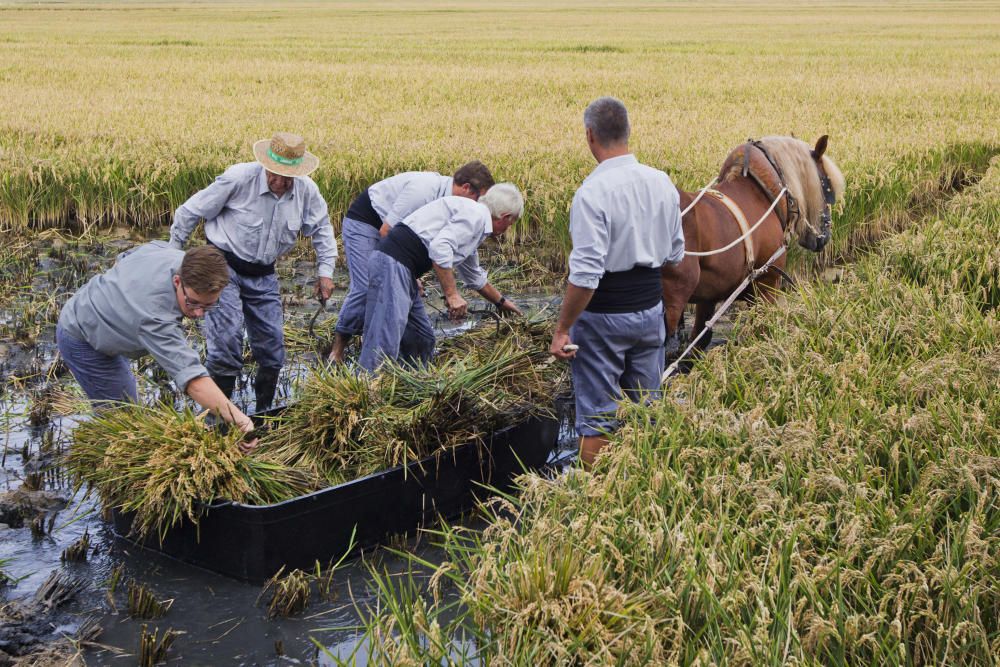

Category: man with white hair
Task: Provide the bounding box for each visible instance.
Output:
[328,161,495,363]
[359,183,524,371]
[550,97,685,468]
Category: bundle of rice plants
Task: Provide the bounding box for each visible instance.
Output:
[65,405,319,541]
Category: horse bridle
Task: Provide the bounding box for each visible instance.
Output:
[743,139,798,231]
[743,139,835,243]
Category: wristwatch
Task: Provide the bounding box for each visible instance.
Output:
[496,296,507,307]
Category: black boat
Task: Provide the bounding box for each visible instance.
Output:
[111,413,560,582]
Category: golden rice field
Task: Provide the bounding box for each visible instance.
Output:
[1,1,999,269]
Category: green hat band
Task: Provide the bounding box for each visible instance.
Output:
[267,148,304,166]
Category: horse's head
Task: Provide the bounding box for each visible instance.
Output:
[758,135,846,252]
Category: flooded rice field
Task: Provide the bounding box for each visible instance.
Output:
[0,234,579,664]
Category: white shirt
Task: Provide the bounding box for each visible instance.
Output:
[568,154,684,289]
[401,196,491,290]
[169,162,337,278]
[368,172,453,228]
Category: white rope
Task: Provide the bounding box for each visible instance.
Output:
[680,176,718,217]
[683,187,787,257]
[661,244,787,384]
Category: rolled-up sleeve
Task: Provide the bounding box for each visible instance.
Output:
[301,187,337,278]
[137,319,208,391]
[567,190,609,289]
[169,169,239,248]
[456,252,488,291]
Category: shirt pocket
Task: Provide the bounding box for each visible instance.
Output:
[280,217,302,246]
[236,217,265,249]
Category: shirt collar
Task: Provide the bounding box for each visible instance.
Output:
[587,153,638,180]
[255,164,295,199]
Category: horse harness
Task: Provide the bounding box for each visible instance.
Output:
[699,139,836,275]
[703,188,757,274]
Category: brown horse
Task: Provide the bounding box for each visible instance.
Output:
[661,135,846,355]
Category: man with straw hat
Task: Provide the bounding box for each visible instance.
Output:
[57,242,257,447]
[170,132,337,412]
[549,97,684,469]
[328,161,495,364]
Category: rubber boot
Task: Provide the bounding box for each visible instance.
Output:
[253,367,281,413]
[211,374,237,399]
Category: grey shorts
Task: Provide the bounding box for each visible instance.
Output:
[570,303,665,436]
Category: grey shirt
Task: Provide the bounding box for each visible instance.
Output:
[400,196,491,291]
[568,154,684,289]
[368,171,453,228]
[57,241,208,391]
[169,162,338,278]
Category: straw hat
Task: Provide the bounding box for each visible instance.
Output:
[252,132,319,177]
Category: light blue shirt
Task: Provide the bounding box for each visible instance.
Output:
[169,162,338,278]
[568,154,684,289]
[368,171,453,228]
[401,196,491,291]
[58,241,208,391]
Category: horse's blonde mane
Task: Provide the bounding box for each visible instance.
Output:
[757,136,846,238]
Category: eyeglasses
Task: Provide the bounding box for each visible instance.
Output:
[179,278,219,312]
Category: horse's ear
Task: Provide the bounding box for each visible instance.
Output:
[812,135,829,159]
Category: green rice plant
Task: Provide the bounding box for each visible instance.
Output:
[345,151,1000,666]
[65,405,319,541]
[0,557,11,585]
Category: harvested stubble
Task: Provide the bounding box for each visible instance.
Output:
[138,624,178,667]
[347,159,1000,664]
[258,566,311,619]
[65,406,319,542]
[59,530,90,563]
[127,580,173,620]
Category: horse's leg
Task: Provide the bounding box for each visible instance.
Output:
[661,257,699,358]
[693,302,716,353]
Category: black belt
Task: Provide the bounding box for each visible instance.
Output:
[377,224,432,278]
[586,266,662,314]
[208,242,275,277]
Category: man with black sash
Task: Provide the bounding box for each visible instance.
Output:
[169,132,337,411]
[328,162,494,363]
[359,183,524,372]
[550,97,685,468]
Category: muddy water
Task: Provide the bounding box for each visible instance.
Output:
[0,247,573,664]
[1,239,730,663]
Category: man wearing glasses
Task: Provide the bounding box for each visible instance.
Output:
[169,132,336,411]
[57,242,257,442]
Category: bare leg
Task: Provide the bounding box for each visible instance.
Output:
[328,332,351,363]
[579,434,610,470]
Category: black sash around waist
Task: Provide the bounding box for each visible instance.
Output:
[377,224,433,279]
[345,188,383,230]
[586,266,662,314]
[208,242,275,277]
